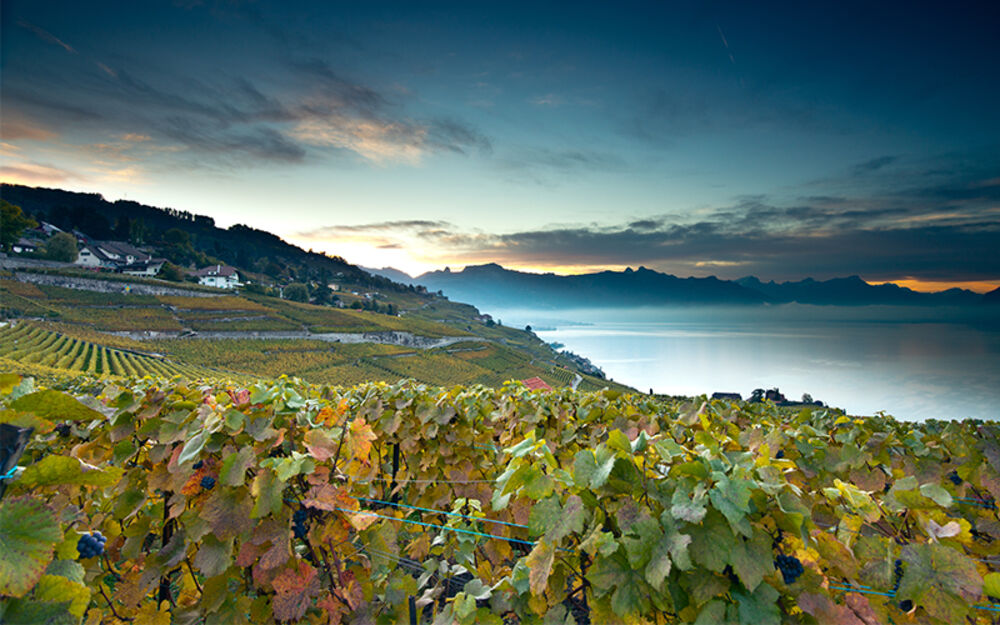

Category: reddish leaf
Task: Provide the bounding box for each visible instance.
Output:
[271,560,320,622]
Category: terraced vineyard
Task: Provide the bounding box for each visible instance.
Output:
[0,322,221,380]
[0,274,631,391]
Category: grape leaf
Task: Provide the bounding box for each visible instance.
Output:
[688,509,733,572]
[0,497,62,597]
[33,574,91,618]
[525,539,555,596]
[798,593,869,625]
[18,455,123,488]
[271,560,321,622]
[733,583,781,625]
[219,447,255,486]
[9,390,104,422]
[898,542,981,623]
[709,472,752,534]
[728,530,774,592]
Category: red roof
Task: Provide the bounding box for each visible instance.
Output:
[522,377,553,390]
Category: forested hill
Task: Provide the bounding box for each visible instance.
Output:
[1,183,405,293]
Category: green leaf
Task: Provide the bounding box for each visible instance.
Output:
[899,542,981,623]
[177,428,209,467]
[623,517,660,569]
[0,497,62,597]
[728,530,774,592]
[607,429,631,454]
[734,582,780,625]
[587,549,648,617]
[709,472,752,534]
[590,446,617,489]
[528,496,561,538]
[259,451,315,482]
[646,515,693,589]
[984,572,1000,600]
[670,483,708,523]
[919,483,953,507]
[193,534,233,578]
[219,447,255,487]
[251,469,284,519]
[688,509,733,572]
[9,390,103,422]
[33,574,90,618]
[18,455,123,488]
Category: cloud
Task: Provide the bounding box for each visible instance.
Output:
[17,21,77,54]
[387,173,1000,282]
[851,155,897,176]
[1,36,489,170]
[496,147,624,184]
[0,161,79,184]
[298,220,454,238]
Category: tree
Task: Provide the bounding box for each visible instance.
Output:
[0,200,37,251]
[801,393,814,404]
[284,283,309,303]
[158,262,185,282]
[525,325,532,333]
[750,388,765,403]
[46,232,78,262]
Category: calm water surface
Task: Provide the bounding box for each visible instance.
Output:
[494,305,1000,421]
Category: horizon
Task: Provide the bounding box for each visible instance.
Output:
[1,1,998,291]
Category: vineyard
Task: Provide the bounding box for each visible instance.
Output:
[1,371,998,624]
[0,322,220,381]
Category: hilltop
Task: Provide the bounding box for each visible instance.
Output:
[407,263,985,310]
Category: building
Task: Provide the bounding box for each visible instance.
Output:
[121,259,166,277]
[12,238,38,254]
[75,240,165,274]
[522,377,553,391]
[193,264,241,289]
[711,392,742,401]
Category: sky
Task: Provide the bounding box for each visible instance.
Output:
[1,1,999,291]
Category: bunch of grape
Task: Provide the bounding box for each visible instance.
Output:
[200,476,216,490]
[77,531,106,559]
[892,558,903,592]
[55,423,71,437]
[948,470,962,485]
[775,554,803,584]
[292,508,309,539]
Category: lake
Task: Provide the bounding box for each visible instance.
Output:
[492,305,1000,421]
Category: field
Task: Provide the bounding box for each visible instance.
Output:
[0,321,228,381]
[0,275,629,391]
[1,371,997,624]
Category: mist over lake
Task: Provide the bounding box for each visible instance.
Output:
[493,305,1000,421]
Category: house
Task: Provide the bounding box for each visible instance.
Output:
[522,377,553,391]
[712,392,742,401]
[12,238,38,254]
[121,258,166,277]
[76,244,116,269]
[193,264,241,289]
[74,240,164,274]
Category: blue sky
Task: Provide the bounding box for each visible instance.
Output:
[1,1,998,288]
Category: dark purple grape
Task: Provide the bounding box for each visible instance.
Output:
[200,476,216,490]
[898,599,913,611]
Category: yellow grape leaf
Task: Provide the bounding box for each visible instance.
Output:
[134,601,172,625]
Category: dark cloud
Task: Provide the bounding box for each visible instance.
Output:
[496,147,623,184]
[851,155,897,176]
[409,177,1000,282]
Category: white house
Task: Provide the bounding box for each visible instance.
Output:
[121,258,166,277]
[193,264,241,289]
[75,240,156,271]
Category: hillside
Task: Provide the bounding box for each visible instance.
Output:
[1,183,409,296]
[0,274,631,392]
[737,275,982,306]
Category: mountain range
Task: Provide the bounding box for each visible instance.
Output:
[365,264,994,309]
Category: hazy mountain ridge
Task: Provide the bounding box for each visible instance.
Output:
[410,263,985,310]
